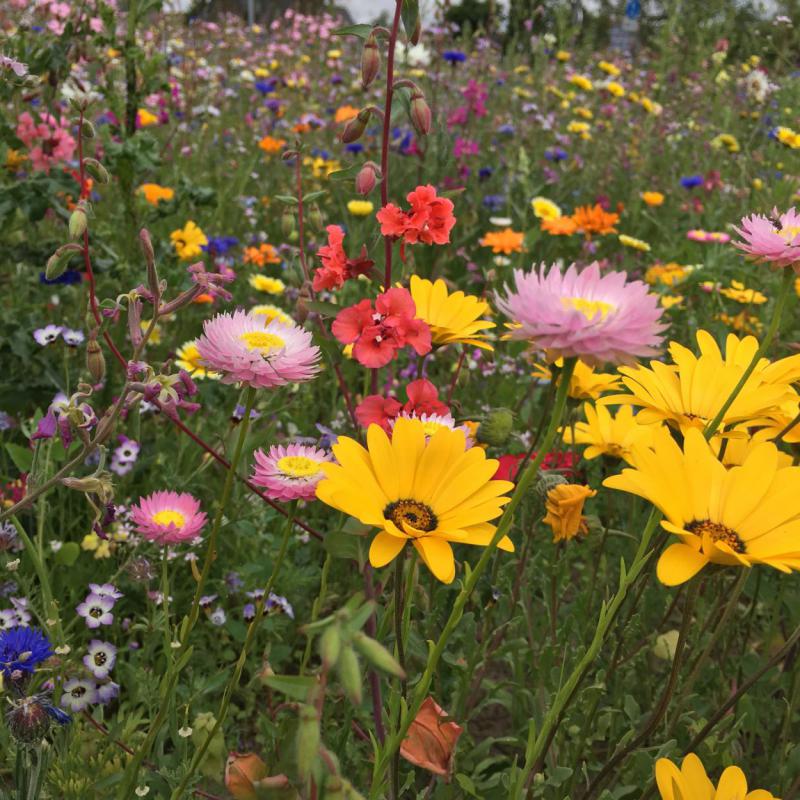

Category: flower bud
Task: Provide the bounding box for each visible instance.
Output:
[351,632,405,679]
[281,208,296,238]
[61,476,106,494]
[86,337,106,383]
[81,119,96,139]
[361,34,380,89]
[476,408,514,446]
[409,16,422,45]
[355,163,378,196]
[295,704,320,780]
[343,779,367,800]
[69,206,88,240]
[319,623,342,669]
[324,776,346,800]
[341,108,370,144]
[409,90,432,136]
[225,752,267,800]
[6,697,51,744]
[45,243,82,280]
[308,204,324,231]
[336,646,362,705]
[83,157,109,184]
[139,229,158,294]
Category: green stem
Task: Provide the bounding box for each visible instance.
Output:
[704,268,794,439]
[369,357,578,797]
[301,553,333,675]
[170,500,297,799]
[119,386,257,800]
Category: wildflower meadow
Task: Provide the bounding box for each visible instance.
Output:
[3,0,800,797]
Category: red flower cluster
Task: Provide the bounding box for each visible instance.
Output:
[376,184,456,246]
[356,378,449,431]
[494,451,577,482]
[313,225,374,292]
[332,287,431,368]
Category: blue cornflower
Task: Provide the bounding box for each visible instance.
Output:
[545,147,568,162]
[497,123,515,136]
[0,627,53,676]
[202,236,239,256]
[483,194,506,211]
[478,167,493,180]
[680,174,703,189]
[345,143,364,154]
[39,269,81,285]
[443,50,467,64]
[254,79,277,95]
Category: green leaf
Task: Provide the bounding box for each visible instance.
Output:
[5,443,33,473]
[333,23,374,40]
[55,542,80,567]
[262,674,316,700]
[327,163,362,183]
[274,194,299,205]
[401,0,420,42]
[455,774,480,797]
[323,530,362,562]
[302,190,327,204]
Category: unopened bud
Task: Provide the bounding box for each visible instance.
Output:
[343,779,367,800]
[319,623,342,669]
[361,34,380,89]
[86,337,106,383]
[61,476,105,494]
[410,90,432,136]
[68,206,88,240]
[45,243,82,280]
[139,229,158,293]
[410,16,422,45]
[308,204,324,231]
[324,776,346,800]
[341,108,370,144]
[355,163,378,196]
[351,632,406,679]
[295,704,320,780]
[281,208,296,238]
[336,646,362,705]
[81,119,96,139]
[6,698,51,744]
[476,408,514,447]
[83,158,109,184]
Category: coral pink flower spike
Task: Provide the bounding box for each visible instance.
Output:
[131,491,207,544]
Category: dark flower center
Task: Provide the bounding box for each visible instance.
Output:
[89,607,103,618]
[71,686,86,698]
[94,652,107,666]
[384,499,438,534]
[687,519,746,553]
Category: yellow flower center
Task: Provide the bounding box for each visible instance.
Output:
[239,331,285,355]
[420,420,448,437]
[562,297,616,320]
[778,225,800,242]
[384,498,438,534]
[687,519,746,553]
[151,510,186,528]
[276,455,321,478]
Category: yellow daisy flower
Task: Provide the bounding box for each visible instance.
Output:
[410,276,495,350]
[563,403,654,463]
[251,304,293,325]
[530,196,562,220]
[719,280,767,305]
[170,221,208,261]
[618,234,651,252]
[606,425,800,585]
[534,359,621,400]
[248,275,286,295]
[542,484,596,542]
[315,418,515,583]
[175,340,220,380]
[568,74,593,91]
[601,330,800,433]
[347,200,374,216]
[656,753,777,800]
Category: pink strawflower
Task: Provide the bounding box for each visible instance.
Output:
[196,310,321,388]
[496,262,667,366]
[15,111,76,173]
[733,207,800,270]
[251,443,332,502]
[130,491,207,543]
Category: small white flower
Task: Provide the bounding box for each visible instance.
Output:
[178,726,193,738]
[55,645,71,655]
[135,786,150,797]
[6,559,20,572]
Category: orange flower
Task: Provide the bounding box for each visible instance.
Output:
[243,243,281,267]
[192,293,215,304]
[641,190,665,206]
[400,697,463,781]
[479,228,524,254]
[138,183,175,205]
[542,483,597,542]
[541,216,578,236]
[224,752,289,800]
[334,105,359,123]
[258,135,286,155]
[570,204,619,237]
[293,122,312,134]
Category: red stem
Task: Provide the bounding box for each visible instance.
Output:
[380,1,404,289]
[363,564,386,744]
[446,348,465,404]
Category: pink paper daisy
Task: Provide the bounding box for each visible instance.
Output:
[251,443,332,502]
[733,207,800,270]
[130,491,207,543]
[495,262,667,366]
[196,310,321,389]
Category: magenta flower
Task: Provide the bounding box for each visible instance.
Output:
[130,491,207,544]
[495,262,667,366]
[196,310,320,388]
[733,207,800,270]
[251,443,332,502]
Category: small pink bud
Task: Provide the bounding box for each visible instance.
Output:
[410,90,432,136]
[361,34,380,89]
[341,108,371,144]
[355,163,378,196]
